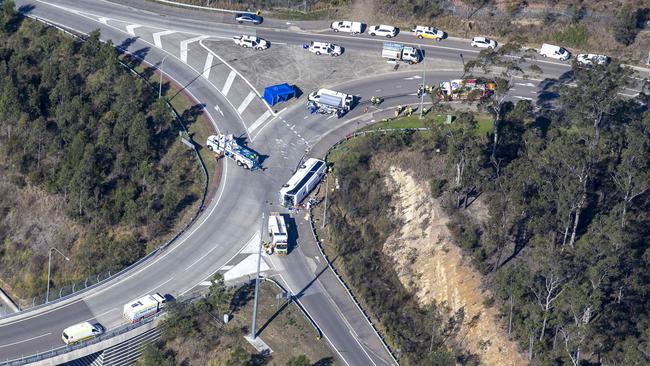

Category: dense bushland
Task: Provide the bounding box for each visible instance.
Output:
[0,3,201,298]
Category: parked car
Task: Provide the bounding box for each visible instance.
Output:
[471,36,497,49]
[412,25,445,40]
[577,53,610,66]
[330,21,363,34]
[538,43,571,61]
[235,13,262,25]
[308,41,342,56]
[233,35,269,50]
[368,24,398,38]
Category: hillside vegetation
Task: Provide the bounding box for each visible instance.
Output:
[322,58,650,364]
[0,3,202,300]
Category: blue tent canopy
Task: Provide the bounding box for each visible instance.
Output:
[263,83,295,106]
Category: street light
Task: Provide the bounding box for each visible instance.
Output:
[46,247,70,303]
[158,55,169,99]
[419,45,426,119]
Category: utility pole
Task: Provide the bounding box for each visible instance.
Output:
[159,55,169,99]
[322,174,329,229]
[250,213,264,339]
[46,247,70,303]
[419,45,426,119]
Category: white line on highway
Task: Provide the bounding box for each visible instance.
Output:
[514,96,533,100]
[184,241,224,271]
[180,35,210,63]
[247,110,273,134]
[237,91,257,115]
[98,17,110,25]
[221,70,237,96]
[0,333,51,348]
[202,53,214,79]
[152,30,176,48]
[125,24,141,36]
[139,278,174,300]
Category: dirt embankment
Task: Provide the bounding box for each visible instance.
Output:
[382,166,527,366]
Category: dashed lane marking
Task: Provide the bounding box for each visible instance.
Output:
[152,30,176,48]
[222,70,237,96]
[0,333,52,348]
[237,91,257,115]
[214,105,224,116]
[202,53,214,79]
[180,35,210,63]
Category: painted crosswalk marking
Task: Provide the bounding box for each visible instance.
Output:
[180,35,209,63]
[152,30,176,48]
[222,71,237,96]
[126,24,142,36]
[247,110,272,134]
[237,92,256,115]
[202,53,214,79]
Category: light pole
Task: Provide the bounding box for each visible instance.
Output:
[250,213,264,339]
[460,53,465,78]
[419,45,426,119]
[46,247,70,303]
[158,55,169,99]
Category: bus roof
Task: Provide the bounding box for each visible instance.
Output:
[280,158,326,197]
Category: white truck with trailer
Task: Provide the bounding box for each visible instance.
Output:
[280,158,327,207]
[206,134,261,170]
[307,88,354,115]
[382,42,420,64]
[266,213,289,255]
[61,322,104,345]
[123,293,166,323]
[232,35,269,50]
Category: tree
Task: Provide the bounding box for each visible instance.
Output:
[612,4,640,46]
[137,343,175,366]
[226,346,251,366]
[287,355,311,366]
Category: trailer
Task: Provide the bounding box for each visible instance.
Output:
[266,213,288,255]
[280,158,327,207]
[206,134,261,170]
[123,293,166,323]
[307,88,354,116]
[382,42,420,64]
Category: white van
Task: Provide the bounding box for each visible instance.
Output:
[331,21,363,34]
[308,41,342,56]
[62,322,103,345]
[539,43,571,61]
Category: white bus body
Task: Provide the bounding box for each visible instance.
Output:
[280,158,327,207]
[123,293,166,323]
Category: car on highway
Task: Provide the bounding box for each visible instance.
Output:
[308,41,342,56]
[233,35,269,50]
[539,43,571,61]
[331,20,363,34]
[577,53,611,66]
[368,24,398,38]
[471,36,497,49]
[62,322,104,345]
[235,13,262,25]
[413,25,445,40]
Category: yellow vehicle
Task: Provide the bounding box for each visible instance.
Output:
[413,25,445,40]
[62,322,103,345]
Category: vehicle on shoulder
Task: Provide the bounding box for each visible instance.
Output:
[471,36,497,49]
[62,322,104,345]
[412,25,445,40]
[235,13,262,25]
[538,43,571,61]
[307,41,342,56]
[368,24,398,38]
[577,53,610,66]
[330,20,363,34]
[232,35,269,50]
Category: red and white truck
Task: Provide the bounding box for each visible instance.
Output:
[123,293,166,323]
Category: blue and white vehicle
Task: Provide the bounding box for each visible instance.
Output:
[280,158,327,207]
[207,134,261,170]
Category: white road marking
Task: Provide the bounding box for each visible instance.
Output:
[513,96,533,100]
[98,17,110,24]
[303,116,309,119]
[202,52,214,79]
[247,110,272,134]
[139,278,174,299]
[403,75,421,80]
[0,333,52,348]
[180,35,209,63]
[221,70,237,96]
[152,30,176,48]
[516,82,536,87]
[237,91,256,114]
[126,24,141,36]
[214,105,224,116]
[184,240,225,271]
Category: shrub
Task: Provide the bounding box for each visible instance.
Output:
[612,4,640,46]
[553,24,589,48]
[430,177,447,198]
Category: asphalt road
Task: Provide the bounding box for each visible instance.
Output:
[0,0,646,365]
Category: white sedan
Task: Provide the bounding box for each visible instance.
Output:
[232,35,269,50]
[471,37,497,49]
[368,24,398,38]
[577,53,610,66]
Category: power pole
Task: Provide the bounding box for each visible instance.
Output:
[419,45,426,119]
[250,213,264,339]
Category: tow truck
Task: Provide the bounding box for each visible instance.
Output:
[206,134,261,170]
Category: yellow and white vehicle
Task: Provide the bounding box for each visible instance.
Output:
[61,322,104,345]
[412,25,445,40]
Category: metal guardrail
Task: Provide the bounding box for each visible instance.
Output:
[4,15,210,319]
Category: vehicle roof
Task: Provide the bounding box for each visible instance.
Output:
[373,24,395,29]
[473,36,488,42]
[281,158,326,196]
[64,322,96,334]
[241,35,259,40]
